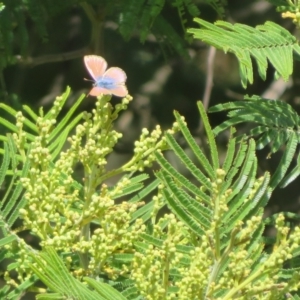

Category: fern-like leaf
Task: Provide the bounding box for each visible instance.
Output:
[156,102,271,241]
[0,137,36,298]
[205,0,227,18]
[0,87,84,161]
[29,247,117,300]
[209,95,300,189]
[152,15,190,58]
[280,151,300,188]
[139,0,165,43]
[129,178,160,223]
[188,19,300,87]
[0,136,29,229]
[119,0,147,41]
[84,277,127,300]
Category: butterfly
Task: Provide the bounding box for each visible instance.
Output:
[84,55,128,97]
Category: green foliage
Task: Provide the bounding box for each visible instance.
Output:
[269,0,300,27]
[0,87,85,162]
[0,0,231,71]
[172,0,200,37]
[0,136,33,299]
[0,0,228,70]
[0,90,300,298]
[2,1,300,298]
[209,95,300,190]
[30,247,126,300]
[0,88,173,298]
[188,18,300,88]
[0,136,29,234]
[120,103,300,299]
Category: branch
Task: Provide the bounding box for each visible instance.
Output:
[15,48,88,67]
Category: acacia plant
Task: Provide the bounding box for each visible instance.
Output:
[0,92,300,299]
[1,0,300,299]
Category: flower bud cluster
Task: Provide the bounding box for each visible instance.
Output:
[176,235,213,299]
[86,204,146,277]
[132,245,167,300]
[212,217,262,292]
[130,126,164,172]
[221,249,252,289]
[167,116,185,135]
[264,214,300,272]
[219,214,300,298]
[17,110,80,242]
[66,110,122,173]
[130,168,300,299]
[246,176,265,202]
[13,111,26,150]
[210,169,229,226]
[132,214,186,299]
[15,94,150,277]
[59,96,131,177]
[128,118,182,174]
[237,215,262,244]
[4,239,36,288]
[113,96,131,117]
[151,184,165,219]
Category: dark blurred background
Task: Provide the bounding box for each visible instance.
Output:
[1,0,300,236]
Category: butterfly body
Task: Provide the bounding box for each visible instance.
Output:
[95,76,118,89]
[84,55,128,97]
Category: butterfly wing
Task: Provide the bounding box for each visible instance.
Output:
[103,67,127,83]
[88,86,111,96]
[108,85,128,97]
[84,55,107,81]
[102,67,128,97]
[89,84,128,97]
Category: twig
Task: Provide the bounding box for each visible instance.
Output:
[15,48,88,67]
[197,46,216,134]
[203,46,216,111]
[262,77,292,100]
[80,2,104,54]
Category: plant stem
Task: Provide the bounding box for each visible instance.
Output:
[80,2,104,54]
